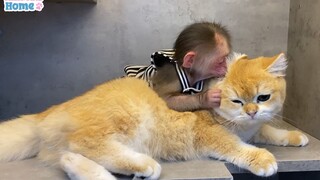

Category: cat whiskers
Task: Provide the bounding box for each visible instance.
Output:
[219,117,242,132]
[220,119,236,129]
[268,113,298,128]
[259,112,284,128]
[272,113,296,123]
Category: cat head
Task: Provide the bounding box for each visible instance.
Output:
[213,53,287,125]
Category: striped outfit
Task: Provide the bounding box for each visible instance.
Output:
[124,49,204,94]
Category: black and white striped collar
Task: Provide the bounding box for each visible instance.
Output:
[174,63,204,94]
[150,49,204,94]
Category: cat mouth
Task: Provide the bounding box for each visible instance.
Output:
[244,116,272,123]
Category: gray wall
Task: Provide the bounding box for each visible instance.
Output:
[283,0,320,139]
[0,0,290,120]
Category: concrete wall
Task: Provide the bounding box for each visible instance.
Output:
[283,0,320,139]
[0,0,290,120]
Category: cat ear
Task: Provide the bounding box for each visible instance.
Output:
[266,53,288,77]
[226,52,247,67]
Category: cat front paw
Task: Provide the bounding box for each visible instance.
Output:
[287,130,309,146]
[247,148,278,177]
[134,155,161,180]
[60,152,116,180]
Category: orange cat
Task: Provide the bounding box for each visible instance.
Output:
[0,53,308,179]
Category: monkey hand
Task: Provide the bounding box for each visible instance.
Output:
[199,88,221,108]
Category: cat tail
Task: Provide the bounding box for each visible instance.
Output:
[0,115,40,162]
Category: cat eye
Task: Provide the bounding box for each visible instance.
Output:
[231,99,243,106]
[257,94,271,102]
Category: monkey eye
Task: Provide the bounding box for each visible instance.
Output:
[257,94,271,102]
[231,99,243,106]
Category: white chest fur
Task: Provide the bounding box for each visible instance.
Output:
[233,124,262,142]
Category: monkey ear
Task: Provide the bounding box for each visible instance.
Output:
[226,52,247,67]
[266,53,288,77]
[182,51,196,68]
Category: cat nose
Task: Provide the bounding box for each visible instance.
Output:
[247,111,257,118]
